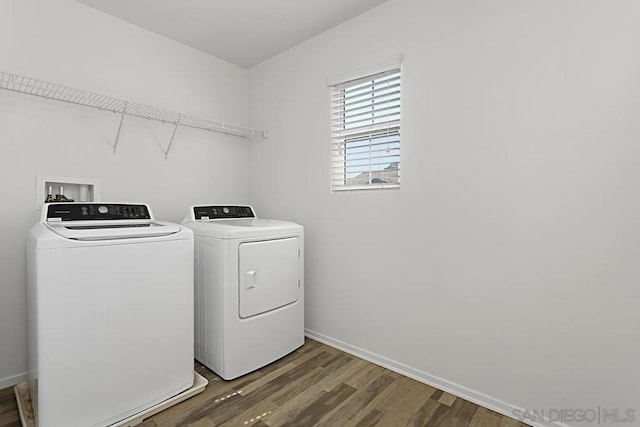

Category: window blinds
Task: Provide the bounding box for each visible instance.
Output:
[330,67,401,191]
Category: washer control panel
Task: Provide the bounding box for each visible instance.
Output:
[193,205,255,220]
[47,203,151,221]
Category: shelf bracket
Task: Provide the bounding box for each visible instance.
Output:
[164,116,181,159]
[113,101,128,154]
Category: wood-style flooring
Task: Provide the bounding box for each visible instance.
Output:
[0,339,528,427]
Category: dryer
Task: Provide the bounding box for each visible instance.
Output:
[182,205,304,380]
[27,203,194,427]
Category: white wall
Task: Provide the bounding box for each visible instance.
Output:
[0,0,249,387]
[248,0,640,425]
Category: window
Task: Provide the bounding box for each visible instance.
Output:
[330,65,401,191]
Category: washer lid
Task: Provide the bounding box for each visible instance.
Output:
[45,220,181,241]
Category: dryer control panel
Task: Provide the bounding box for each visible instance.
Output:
[193,205,255,220]
[46,203,151,221]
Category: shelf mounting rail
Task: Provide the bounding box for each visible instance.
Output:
[0,71,266,157]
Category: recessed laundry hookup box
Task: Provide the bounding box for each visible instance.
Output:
[36,175,101,209]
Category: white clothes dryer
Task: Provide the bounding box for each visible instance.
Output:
[27,203,194,427]
[182,205,304,380]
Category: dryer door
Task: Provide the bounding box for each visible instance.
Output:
[239,237,300,318]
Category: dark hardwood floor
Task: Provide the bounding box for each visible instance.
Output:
[0,386,20,427]
[0,339,528,426]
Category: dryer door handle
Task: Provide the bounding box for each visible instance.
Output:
[245,270,257,289]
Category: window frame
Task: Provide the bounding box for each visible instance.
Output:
[329,63,402,192]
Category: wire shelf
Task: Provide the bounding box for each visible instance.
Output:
[0,71,264,149]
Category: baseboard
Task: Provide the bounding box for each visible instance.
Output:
[0,371,27,390]
[305,329,567,427]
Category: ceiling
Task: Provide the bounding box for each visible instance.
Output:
[73,0,392,69]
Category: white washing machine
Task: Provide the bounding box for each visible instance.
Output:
[182,205,304,380]
[27,202,194,427]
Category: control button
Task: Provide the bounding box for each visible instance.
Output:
[223,207,230,214]
[80,207,89,215]
[98,205,109,214]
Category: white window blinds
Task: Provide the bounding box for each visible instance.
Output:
[330,66,401,191]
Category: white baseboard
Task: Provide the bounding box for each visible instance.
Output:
[305,329,567,427]
[0,371,27,390]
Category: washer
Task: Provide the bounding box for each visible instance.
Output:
[27,202,194,427]
[182,205,304,380]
